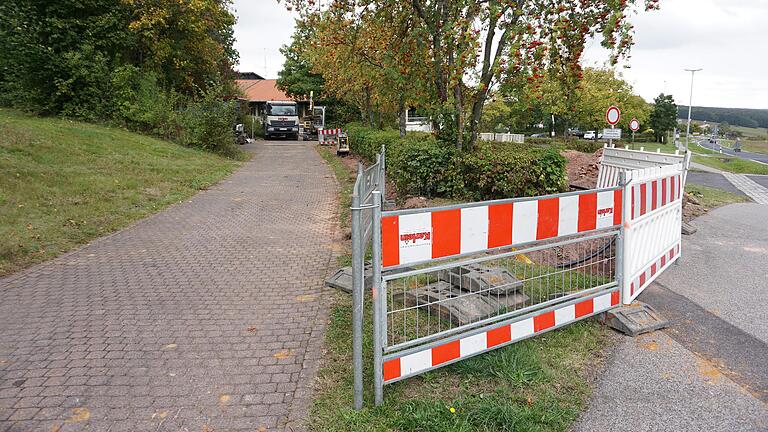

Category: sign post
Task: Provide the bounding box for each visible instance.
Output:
[605,106,621,148]
[629,117,640,149]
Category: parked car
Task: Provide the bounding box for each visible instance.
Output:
[568,128,585,138]
[583,131,596,139]
[529,133,547,138]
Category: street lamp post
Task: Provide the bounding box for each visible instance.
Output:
[685,68,702,151]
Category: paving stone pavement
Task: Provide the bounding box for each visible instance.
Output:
[0,140,338,432]
[722,172,768,204]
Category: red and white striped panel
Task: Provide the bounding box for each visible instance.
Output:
[318,128,342,144]
[630,174,682,220]
[629,243,680,297]
[382,290,620,384]
[381,190,623,268]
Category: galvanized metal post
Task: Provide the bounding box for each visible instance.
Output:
[371,190,384,406]
[618,171,631,305]
[351,163,364,410]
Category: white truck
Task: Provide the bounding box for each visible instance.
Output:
[263,101,299,140]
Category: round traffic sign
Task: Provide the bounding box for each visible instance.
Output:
[606,106,621,126]
[629,118,640,132]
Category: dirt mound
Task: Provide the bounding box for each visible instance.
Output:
[563,148,602,189]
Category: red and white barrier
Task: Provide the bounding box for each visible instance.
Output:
[629,174,682,220]
[318,128,342,144]
[383,290,620,383]
[382,189,622,268]
[629,244,680,297]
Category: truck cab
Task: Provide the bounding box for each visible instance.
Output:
[263,101,299,140]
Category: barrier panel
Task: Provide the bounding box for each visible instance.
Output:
[620,163,684,303]
[318,128,342,145]
[479,132,525,144]
[597,145,691,188]
[349,145,689,407]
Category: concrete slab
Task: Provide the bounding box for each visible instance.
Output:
[748,175,768,190]
[572,332,768,432]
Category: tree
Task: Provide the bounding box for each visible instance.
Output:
[649,93,677,142]
[283,0,659,150]
[277,22,325,99]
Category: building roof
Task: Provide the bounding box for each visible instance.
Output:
[236,79,292,102]
[238,71,265,80]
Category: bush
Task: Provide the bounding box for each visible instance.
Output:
[390,137,464,197]
[345,125,567,201]
[462,143,567,200]
[177,86,239,157]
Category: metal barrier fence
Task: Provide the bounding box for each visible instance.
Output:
[350,145,386,410]
[319,128,343,145]
[348,146,689,408]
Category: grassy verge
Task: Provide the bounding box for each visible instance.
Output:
[0,109,242,275]
[685,184,750,209]
[312,145,614,432]
[691,154,768,175]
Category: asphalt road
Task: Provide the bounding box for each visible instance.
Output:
[696,138,768,164]
[574,203,768,431]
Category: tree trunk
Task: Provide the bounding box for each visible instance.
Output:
[364,86,374,128]
[454,83,464,150]
[398,95,406,138]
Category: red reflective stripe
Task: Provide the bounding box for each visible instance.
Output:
[613,189,623,226]
[383,358,401,381]
[630,282,635,295]
[662,177,668,206]
[661,255,667,267]
[577,193,597,232]
[651,263,657,276]
[611,291,620,305]
[431,340,460,366]
[575,298,594,318]
[381,216,400,267]
[488,203,513,248]
[486,325,511,348]
[534,311,555,332]
[431,209,461,259]
[536,198,560,240]
[640,183,647,215]
[652,180,658,211]
[639,272,646,288]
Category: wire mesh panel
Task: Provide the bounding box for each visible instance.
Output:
[383,232,617,352]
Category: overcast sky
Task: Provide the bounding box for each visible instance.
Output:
[233,0,767,109]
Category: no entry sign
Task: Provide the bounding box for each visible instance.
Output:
[606,106,621,126]
[629,118,640,132]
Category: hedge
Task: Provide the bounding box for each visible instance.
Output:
[345,123,567,200]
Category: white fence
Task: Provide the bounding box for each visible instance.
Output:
[479,132,525,144]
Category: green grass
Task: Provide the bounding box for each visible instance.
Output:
[0,109,241,275]
[692,154,768,175]
[685,184,750,209]
[312,145,613,432]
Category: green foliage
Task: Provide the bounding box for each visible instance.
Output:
[346,124,567,200]
[0,0,239,156]
[390,137,465,198]
[650,94,678,142]
[462,143,567,200]
[177,86,239,157]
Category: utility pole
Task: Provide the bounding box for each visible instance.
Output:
[685,68,702,150]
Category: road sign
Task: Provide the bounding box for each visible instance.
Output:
[629,118,640,132]
[603,128,622,140]
[606,106,621,126]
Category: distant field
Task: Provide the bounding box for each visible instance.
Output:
[0,109,240,275]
